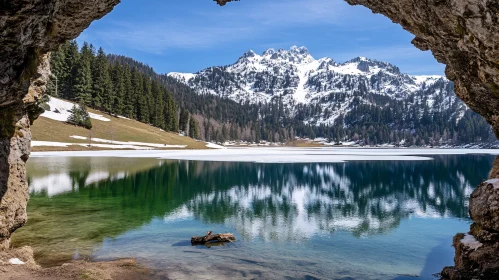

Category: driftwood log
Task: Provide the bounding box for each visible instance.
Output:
[191,231,236,245]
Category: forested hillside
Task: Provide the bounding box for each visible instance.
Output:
[47,41,198,137]
[46,41,497,146]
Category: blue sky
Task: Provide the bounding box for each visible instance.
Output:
[77,0,445,75]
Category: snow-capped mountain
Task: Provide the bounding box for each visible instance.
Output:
[168,46,465,126]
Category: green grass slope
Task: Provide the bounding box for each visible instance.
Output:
[31,107,207,151]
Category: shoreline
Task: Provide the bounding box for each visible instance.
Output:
[0,246,156,280]
[29,147,499,164]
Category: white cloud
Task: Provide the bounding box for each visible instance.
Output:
[86,0,360,54]
[95,21,254,54]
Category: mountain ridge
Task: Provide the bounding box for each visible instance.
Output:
[168,45,455,126]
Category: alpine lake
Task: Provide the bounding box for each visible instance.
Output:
[12,152,496,280]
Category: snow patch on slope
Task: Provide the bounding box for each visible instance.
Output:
[69,135,187,149]
[41,96,110,122]
[168,72,197,83]
[32,141,153,150]
[206,142,227,149]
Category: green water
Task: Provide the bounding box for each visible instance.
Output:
[14,154,495,279]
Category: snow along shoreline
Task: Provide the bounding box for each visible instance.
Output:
[30,147,499,164]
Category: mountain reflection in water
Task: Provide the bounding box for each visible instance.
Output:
[15,154,494,279]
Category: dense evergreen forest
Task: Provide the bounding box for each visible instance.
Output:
[46,41,496,146]
[47,41,188,134]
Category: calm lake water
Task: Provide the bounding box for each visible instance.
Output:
[14,154,495,279]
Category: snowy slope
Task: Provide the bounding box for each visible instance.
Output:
[168,46,465,125]
[42,96,111,122]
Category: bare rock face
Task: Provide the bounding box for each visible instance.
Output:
[440,164,499,279]
[0,0,120,248]
[470,179,499,233]
[441,232,499,279]
[441,179,499,279]
[0,108,31,249]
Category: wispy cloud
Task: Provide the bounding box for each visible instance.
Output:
[86,0,359,55]
[95,21,254,54]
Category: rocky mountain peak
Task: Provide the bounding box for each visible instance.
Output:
[262,48,276,56]
[168,45,451,119]
[290,45,310,55]
[242,50,256,58]
[237,50,258,62]
[342,57,402,75]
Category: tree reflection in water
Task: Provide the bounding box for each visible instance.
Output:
[16,154,494,267]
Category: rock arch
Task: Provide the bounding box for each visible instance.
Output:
[0,0,498,278]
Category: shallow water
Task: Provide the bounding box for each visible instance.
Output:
[14,154,495,279]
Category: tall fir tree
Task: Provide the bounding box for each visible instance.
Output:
[179,107,190,132]
[164,93,178,132]
[47,43,67,97]
[63,40,80,99]
[111,64,125,116]
[189,117,200,139]
[131,67,143,119]
[138,77,152,123]
[72,42,93,105]
[221,124,228,142]
[92,47,113,111]
[151,80,165,128]
[122,65,134,118]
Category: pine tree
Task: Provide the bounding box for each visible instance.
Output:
[47,43,68,97]
[204,119,211,141]
[130,67,143,119]
[111,64,125,116]
[123,65,134,118]
[189,117,200,139]
[72,42,93,105]
[164,93,178,132]
[179,108,190,132]
[138,77,151,123]
[92,47,113,111]
[63,40,80,99]
[151,80,164,128]
[221,124,228,142]
[67,102,92,129]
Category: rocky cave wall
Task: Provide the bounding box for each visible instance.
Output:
[0,0,120,249]
[1,0,499,278]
